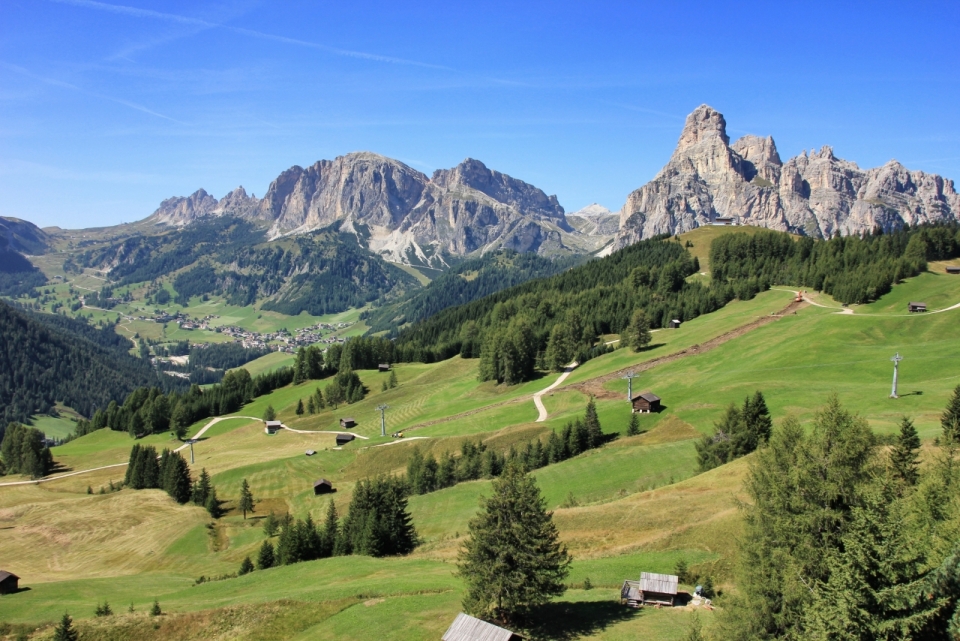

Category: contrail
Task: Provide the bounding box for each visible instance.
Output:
[49,0,452,70]
[0,61,183,123]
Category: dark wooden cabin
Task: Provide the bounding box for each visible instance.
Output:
[313,479,333,495]
[908,302,928,313]
[442,613,522,641]
[947,266,960,274]
[339,417,356,429]
[668,319,681,329]
[631,392,661,413]
[0,571,20,594]
[378,363,391,372]
[264,420,282,434]
[336,433,355,447]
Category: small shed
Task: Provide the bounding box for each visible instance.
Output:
[908,302,928,313]
[713,216,736,226]
[378,363,391,372]
[632,392,661,413]
[340,417,356,429]
[0,570,19,594]
[442,613,522,641]
[264,420,282,435]
[946,266,960,275]
[313,479,333,495]
[668,319,681,329]
[639,571,679,606]
[336,433,355,447]
[305,450,316,456]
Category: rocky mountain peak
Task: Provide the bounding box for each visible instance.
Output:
[614,106,960,248]
[676,104,730,152]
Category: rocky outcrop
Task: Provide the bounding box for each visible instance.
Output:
[566,204,620,236]
[148,187,259,226]
[614,105,960,248]
[149,153,577,266]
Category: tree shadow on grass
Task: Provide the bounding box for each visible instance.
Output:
[518,599,639,640]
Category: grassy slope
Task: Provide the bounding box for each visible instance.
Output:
[3,257,960,639]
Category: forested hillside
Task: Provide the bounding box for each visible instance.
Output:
[710,224,960,304]
[363,249,583,333]
[0,233,46,296]
[0,301,184,433]
[392,235,720,381]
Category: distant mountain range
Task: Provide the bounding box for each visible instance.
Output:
[148,155,611,268]
[613,105,960,249]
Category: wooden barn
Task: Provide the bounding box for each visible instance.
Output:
[442,613,522,641]
[947,266,960,274]
[908,302,928,313]
[313,479,333,495]
[336,433,355,447]
[340,417,356,429]
[264,420,282,435]
[0,570,19,594]
[621,572,678,607]
[378,363,391,372]
[631,392,661,413]
[668,319,682,329]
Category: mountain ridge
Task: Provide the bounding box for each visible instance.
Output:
[614,105,960,248]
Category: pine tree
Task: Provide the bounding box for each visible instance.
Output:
[388,369,398,389]
[263,405,276,422]
[238,478,254,519]
[263,512,279,537]
[53,613,78,641]
[295,399,304,416]
[584,397,603,448]
[320,499,339,558]
[257,539,275,569]
[942,385,960,443]
[238,556,254,575]
[192,468,211,505]
[622,308,652,352]
[890,416,921,486]
[457,463,571,620]
[205,485,221,518]
[307,397,316,414]
[150,600,162,616]
[626,412,640,436]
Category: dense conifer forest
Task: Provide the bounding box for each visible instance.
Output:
[710,224,960,304]
[0,300,183,434]
[0,234,47,296]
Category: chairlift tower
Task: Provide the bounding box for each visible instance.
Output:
[376,404,389,437]
[621,371,638,402]
[187,439,196,464]
[890,353,903,399]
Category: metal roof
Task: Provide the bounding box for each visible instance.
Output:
[314,479,332,487]
[635,392,661,402]
[266,421,282,427]
[640,572,678,595]
[909,302,927,306]
[442,613,517,641]
[0,571,19,581]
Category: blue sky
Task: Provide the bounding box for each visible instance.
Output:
[1,0,958,228]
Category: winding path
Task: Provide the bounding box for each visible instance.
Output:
[773,288,960,317]
[533,362,578,422]
[282,425,370,440]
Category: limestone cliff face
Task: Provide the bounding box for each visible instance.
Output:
[149,187,259,226]
[614,105,960,248]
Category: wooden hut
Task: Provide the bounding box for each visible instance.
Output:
[339,417,356,429]
[313,479,333,495]
[668,319,682,329]
[378,363,391,372]
[947,266,960,274]
[0,570,20,594]
[264,420,282,435]
[638,572,678,606]
[631,392,661,413]
[336,433,355,447]
[442,613,522,641]
[908,302,928,313]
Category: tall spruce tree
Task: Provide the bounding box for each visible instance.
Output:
[717,396,876,640]
[319,499,339,558]
[942,385,960,443]
[584,397,603,448]
[257,539,275,570]
[890,416,921,486]
[238,478,254,519]
[457,463,571,620]
[53,613,79,641]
